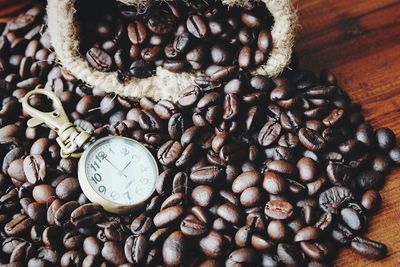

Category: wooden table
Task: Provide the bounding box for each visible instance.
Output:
[295,0,400,266]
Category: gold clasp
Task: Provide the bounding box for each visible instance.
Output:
[22,89,91,158]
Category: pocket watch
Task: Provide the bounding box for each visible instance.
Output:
[22,89,158,214]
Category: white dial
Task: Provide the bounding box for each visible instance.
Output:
[81,136,158,207]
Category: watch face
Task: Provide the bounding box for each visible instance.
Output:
[84,137,158,206]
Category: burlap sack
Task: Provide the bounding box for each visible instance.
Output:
[47,0,297,101]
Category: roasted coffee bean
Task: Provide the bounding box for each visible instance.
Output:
[331,223,354,245]
[131,213,153,235]
[300,241,331,261]
[191,185,214,207]
[389,146,400,164]
[226,248,257,266]
[102,241,126,265]
[180,214,207,237]
[23,155,46,184]
[294,226,320,242]
[319,186,353,214]
[360,190,381,212]
[200,230,227,258]
[277,243,304,266]
[351,236,387,259]
[70,203,104,227]
[55,177,80,200]
[356,170,384,191]
[258,120,282,147]
[124,235,147,264]
[187,15,208,38]
[217,202,243,225]
[264,199,293,220]
[54,201,80,227]
[5,213,34,236]
[299,127,326,151]
[86,48,113,71]
[375,128,396,151]
[190,166,224,184]
[263,171,286,195]
[162,231,186,266]
[147,11,176,35]
[258,30,271,52]
[83,236,102,256]
[128,21,147,45]
[157,140,182,167]
[154,205,184,227]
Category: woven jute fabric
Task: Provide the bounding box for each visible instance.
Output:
[47,0,297,101]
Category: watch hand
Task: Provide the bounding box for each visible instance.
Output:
[126,179,135,188]
[122,161,131,171]
[104,157,127,178]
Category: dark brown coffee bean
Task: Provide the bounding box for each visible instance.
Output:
[162,231,186,266]
[226,248,257,266]
[264,200,293,220]
[187,15,208,38]
[55,201,80,227]
[277,243,304,266]
[217,202,243,225]
[23,155,46,184]
[86,48,113,71]
[191,185,214,207]
[55,177,80,200]
[326,162,352,186]
[300,241,330,261]
[238,46,253,69]
[375,128,396,151]
[127,21,147,45]
[10,241,33,263]
[177,85,201,107]
[356,170,384,191]
[124,235,147,264]
[240,186,263,207]
[83,236,102,256]
[206,65,238,82]
[5,213,34,236]
[101,241,126,265]
[319,186,353,214]
[157,140,182,167]
[360,190,381,212]
[200,230,227,258]
[70,203,104,227]
[351,236,387,259]
[258,30,271,52]
[180,214,207,237]
[154,205,184,227]
[331,223,354,245]
[190,166,224,184]
[147,11,176,35]
[263,171,286,195]
[298,127,326,152]
[294,226,320,242]
[241,12,261,28]
[258,120,282,147]
[223,93,240,120]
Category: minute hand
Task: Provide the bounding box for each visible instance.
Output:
[104,157,127,178]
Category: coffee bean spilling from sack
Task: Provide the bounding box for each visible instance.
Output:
[76,0,273,80]
[0,3,399,267]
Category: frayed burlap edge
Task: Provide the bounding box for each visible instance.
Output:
[47,0,297,101]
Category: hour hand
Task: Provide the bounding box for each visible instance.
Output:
[104,157,127,177]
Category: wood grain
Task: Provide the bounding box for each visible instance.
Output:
[295,0,400,266]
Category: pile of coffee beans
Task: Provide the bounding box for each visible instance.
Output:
[77,0,273,80]
[1,3,400,267]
